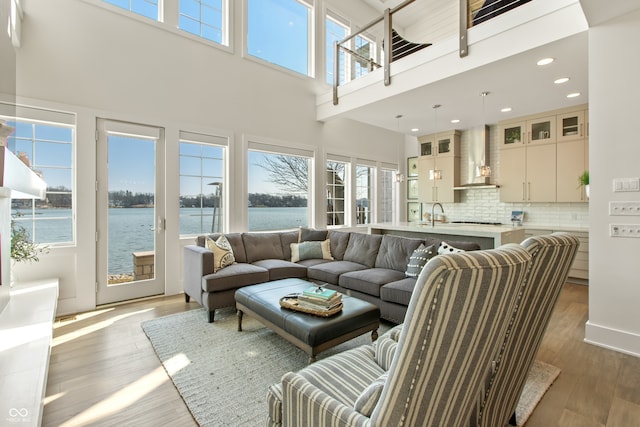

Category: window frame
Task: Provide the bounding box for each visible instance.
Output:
[325,10,350,86]
[178,0,229,46]
[325,157,349,227]
[355,162,375,225]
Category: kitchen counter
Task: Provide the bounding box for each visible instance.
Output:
[368,222,525,249]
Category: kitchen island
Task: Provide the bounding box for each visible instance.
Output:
[368,222,525,250]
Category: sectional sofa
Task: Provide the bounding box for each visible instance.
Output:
[183,228,480,323]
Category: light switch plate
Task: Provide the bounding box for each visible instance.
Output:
[613,178,640,192]
[609,201,640,216]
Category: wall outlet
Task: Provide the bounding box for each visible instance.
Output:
[609,201,640,216]
[610,224,640,237]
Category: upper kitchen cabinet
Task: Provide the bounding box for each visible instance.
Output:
[419,130,460,157]
[500,115,556,148]
[556,107,588,143]
[417,155,460,203]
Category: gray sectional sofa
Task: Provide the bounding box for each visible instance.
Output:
[183,228,480,323]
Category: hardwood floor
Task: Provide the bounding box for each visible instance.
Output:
[42,283,640,426]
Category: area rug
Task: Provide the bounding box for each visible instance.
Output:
[142,307,559,426]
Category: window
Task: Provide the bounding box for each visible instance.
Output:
[247,145,312,231]
[6,119,74,245]
[179,0,226,45]
[356,164,373,225]
[379,167,396,223]
[353,33,376,79]
[247,0,313,76]
[103,0,159,20]
[326,159,347,226]
[326,12,348,85]
[179,131,227,235]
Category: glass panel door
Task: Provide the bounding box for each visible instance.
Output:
[96,119,165,305]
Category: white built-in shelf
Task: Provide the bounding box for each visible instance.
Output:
[0,278,59,426]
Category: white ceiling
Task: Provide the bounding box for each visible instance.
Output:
[338,0,590,136]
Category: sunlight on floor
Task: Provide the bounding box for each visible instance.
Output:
[164,352,191,376]
[52,308,153,347]
[54,307,115,329]
[58,363,173,427]
[43,391,66,406]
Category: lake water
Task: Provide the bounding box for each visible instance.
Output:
[25,207,308,274]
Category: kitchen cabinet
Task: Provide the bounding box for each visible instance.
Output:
[556,109,588,142]
[419,130,460,157]
[500,142,556,202]
[417,155,460,203]
[500,115,556,148]
[557,139,589,202]
[525,228,589,284]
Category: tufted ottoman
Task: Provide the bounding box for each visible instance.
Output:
[235,278,380,363]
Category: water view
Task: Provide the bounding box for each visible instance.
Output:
[24,207,308,275]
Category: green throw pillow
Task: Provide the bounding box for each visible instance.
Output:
[290,239,333,263]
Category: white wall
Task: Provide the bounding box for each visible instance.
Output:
[12,0,404,316]
[584,9,640,356]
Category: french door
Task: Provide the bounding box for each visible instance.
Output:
[96,118,165,305]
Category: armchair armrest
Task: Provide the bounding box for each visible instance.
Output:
[183,244,214,304]
[281,372,371,427]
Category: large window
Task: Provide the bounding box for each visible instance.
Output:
[353,33,376,79]
[247,147,311,231]
[179,0,226,45]
[356,163,373,225]
[6,118,74,245]
[326,159,347,226]
[379,167,396,223]
[179,132,227,235]
[247,0,313,76]
[103,0,159,20]
[326,12,348,85]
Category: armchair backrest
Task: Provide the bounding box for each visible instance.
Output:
[476,232,580,426]
[370,244,532,427]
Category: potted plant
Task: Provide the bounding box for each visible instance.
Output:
[578,171,589,199]
[10,219,49,285]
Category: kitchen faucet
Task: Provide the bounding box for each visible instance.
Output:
[432,203,444,228]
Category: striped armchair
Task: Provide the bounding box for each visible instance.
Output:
[266,244,532,427]
[474,232,580,426]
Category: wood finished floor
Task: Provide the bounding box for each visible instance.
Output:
[43,283,640,427]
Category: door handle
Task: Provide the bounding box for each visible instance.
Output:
[157,216,165,233]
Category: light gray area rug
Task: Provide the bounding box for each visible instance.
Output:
[142,307,559,427]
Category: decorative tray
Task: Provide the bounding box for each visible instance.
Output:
[279,296,343,317]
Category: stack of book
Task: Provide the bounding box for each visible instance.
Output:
[296,286,342,312]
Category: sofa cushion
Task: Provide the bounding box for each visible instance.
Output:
[405,243,437,278]
[307,260,368,284]
[205,235,236,273]
[201,263,269,292]
[375,234,423,272]
[295,258,334,268]
[242,232,284,263]
[298,227,328,242]
[280,230,299,261]
[343,233,383,268]
[380,277,418,306]
[327,230,350,260]
[252,259,307,281]
[198,233,247,263]
[290,239,333,262]
[339,268,406,297]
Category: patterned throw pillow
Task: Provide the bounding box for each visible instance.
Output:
[290,239,333,263]
[206,235,235,272]
[354,373,388,417]
[405,243,437,278]
[437,241,467,255]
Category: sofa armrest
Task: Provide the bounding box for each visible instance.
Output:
[281,372,371,427]
[183,244,214,304]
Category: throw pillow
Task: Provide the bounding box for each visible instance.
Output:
[354,373,388,417]
[298,227,328,243]
[437,241,466,255]
[405,243,437,278]
[290,239,333,263]
[206,235,236,272]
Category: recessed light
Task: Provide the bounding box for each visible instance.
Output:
[501,107,512,113]
[554,77,570,84]
[537,57,554,66]
[567,92,581,98]
[450,119,460,124]
[411,128,419,132]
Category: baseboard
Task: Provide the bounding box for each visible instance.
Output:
[584,320,640,357]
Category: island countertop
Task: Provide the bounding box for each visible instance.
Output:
[368,222,526,249]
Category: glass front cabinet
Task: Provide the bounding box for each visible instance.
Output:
[418,131,460,157]
[500,116,556,148]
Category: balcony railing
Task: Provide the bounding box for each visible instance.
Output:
[332,0,533,105]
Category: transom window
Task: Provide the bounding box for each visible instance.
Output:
[103,0,159,20]
[179,132,227,235]
[179,0,226,44]
[247,0,314,76]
